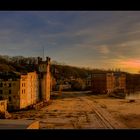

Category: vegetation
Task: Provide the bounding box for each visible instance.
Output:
[1,54,140,92]
[0,55,38,73]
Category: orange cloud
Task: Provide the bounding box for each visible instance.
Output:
[119,59,140,73]
[120,59,140,68]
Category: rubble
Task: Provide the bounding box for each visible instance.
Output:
[0,111,11,119]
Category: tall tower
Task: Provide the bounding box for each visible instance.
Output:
[38,56,51,102]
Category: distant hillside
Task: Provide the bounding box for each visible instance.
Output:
[0,64,16,72]
[0,55,37,73]
[50,64,107,80]
[0,55,124,78]
[0,56,16,72]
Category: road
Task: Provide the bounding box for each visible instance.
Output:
[11,91,127,129]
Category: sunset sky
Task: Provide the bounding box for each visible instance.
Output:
[0,11,140,73]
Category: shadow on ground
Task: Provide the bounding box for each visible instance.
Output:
[51,91,101,100]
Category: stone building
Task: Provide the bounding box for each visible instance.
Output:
[91,72,126,95]
[0,56,51,111]
[20,71,39,109]
[0,73,20,110]
[0,71,39,110]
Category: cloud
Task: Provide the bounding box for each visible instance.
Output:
[1,11,140,73]
[98,45,110,54]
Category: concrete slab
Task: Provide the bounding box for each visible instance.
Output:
[0,119,39,129]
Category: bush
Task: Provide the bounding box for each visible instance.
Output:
[71,79,86,91]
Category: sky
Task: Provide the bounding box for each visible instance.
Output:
[0,11,140,74]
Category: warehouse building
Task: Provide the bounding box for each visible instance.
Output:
[0,56,51,111]
[91,72,126,95]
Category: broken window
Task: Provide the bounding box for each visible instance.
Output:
[0,90,2,94]
[9,90,11,94]
[9,97,11,102]
[0,83,3,87]
[9,83,11,87]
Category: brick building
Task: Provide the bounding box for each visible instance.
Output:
[91,72,126,95]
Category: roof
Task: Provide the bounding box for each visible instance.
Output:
[0,72,20,80]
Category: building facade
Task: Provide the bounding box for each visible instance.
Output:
[0,56,51,111]
[20,71,39,109]
[91,72,126,94]
[0,71,39,110]
[113,72,126,91]
[0,75,20,110]
[91,73,107,94]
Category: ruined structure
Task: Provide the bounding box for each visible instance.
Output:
[20,71,39,109]
[38,57,51,102]
[91,72,126,96]
[0,71,39,110]
[0,56,51,111]
[113,72,126,91]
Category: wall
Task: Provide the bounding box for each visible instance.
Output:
[20,72,39,109]
[0,100,7,113]
[40,71,51,101]
[106,73,115,94]
[20,75,28,109]
[0,79,20,110]
[91,73,107,94]
[39,57,51,102]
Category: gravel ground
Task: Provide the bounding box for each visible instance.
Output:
[10,91,140,129]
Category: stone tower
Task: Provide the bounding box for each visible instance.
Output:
[38,56,51,102]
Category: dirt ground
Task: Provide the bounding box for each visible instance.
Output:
[10,91,140,129]
[90,94,140,128]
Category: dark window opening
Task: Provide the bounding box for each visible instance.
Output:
[9,90,11,94]
[0,90,2,94]
[0,83,3,87]
[9,83,11,87]
[9,97,11,102]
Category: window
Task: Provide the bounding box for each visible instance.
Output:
[0,83,3,87]
[0,90,2,94]
[24,89,25,93]
[9,83,11,87]
[9,90,11,94]
[9,97,11,102]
